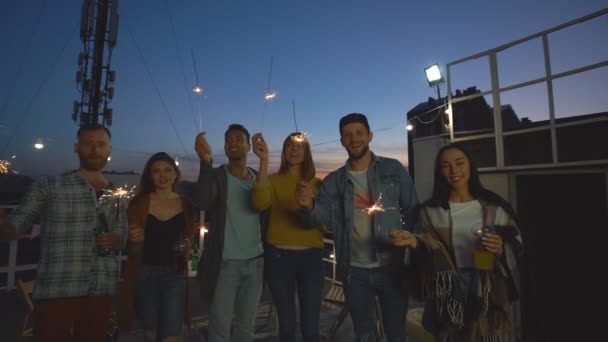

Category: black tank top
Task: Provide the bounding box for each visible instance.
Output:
[142,212,185,266]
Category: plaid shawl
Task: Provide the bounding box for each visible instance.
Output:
[415,201,522,341]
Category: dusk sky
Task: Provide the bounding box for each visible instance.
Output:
[1,0,606,180]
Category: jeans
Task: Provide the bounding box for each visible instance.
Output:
[343,266,408,342]
[135,264,187,340]
[265,246,324,342]
[208,256,264,342]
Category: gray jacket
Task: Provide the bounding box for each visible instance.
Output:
[193,160,268,302]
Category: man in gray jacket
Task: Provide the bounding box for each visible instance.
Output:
[296,113,419,342]
[194,124,266,342]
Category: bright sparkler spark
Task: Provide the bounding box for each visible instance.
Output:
[363,193,386,215]
[291,132,310,143]
[0,160,17,174]
[264,90,277,101]
[192,85,203,94]
[0,160,10,174]
[99,185,136,207]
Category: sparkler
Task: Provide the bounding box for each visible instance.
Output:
[261,56,276,132]
[264,90,277,102]
[363,193,386,215]
[99,185,136,217]
[0,160,9,174]
[291,132,310,143]
[191,48,204,131]
[362,193,396,216]
[0,160,17,174]
[96,185,135,256]
[192,85,203,94]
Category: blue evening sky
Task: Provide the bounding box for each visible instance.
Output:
[1,0,606,180]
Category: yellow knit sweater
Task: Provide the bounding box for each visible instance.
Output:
[252,173,324,248]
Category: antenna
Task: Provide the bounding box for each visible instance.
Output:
[73,0,119,127]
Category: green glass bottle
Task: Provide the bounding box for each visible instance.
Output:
[95,211,111,256]
[191,244,199,271]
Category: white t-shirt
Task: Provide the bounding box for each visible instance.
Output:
[449,200,483,269]
[348,169,379,268]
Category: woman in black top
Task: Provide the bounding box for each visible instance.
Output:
[121,152,195,342]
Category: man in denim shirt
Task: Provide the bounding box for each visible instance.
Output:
[296,113,419,342]
[0,124,126,342]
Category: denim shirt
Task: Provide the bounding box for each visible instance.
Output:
[299,153,419,280]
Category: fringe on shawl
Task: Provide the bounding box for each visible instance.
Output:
[432,269,495,341]
[432,270,464,338]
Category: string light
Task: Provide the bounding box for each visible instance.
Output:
[407,102,449,131]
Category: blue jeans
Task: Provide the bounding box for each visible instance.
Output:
[135,264,187,340]
[343,266,408,342]
[208,256,264,342]
[265,246,324,342]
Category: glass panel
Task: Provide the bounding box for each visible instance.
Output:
[498,37,546,88]
[504,130,552,166]
[500,82,550,131]
[557,120,608,162]
[449,56,491,94]
[549,15,608,75]
[553,66,608,119]
[451,93,495,135]
[456,138,496,168]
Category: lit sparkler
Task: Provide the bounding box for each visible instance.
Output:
[99,185,136,217]
[0,160,10,174]
[0,160,17,174]
[363,193,386,215]
[192,85,203,94]
[264,90,277,102]
[291,132,310,143]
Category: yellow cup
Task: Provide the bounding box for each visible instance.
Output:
[473,249,495,271]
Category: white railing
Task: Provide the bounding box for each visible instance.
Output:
[445,8,608,170]
[323,237,340,285]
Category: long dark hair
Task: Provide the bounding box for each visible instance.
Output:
[134,152,181,198]
[277,132,316,181]
[428,143,517,218]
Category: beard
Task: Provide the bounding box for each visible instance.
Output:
[79,154,108,171]
[347,144,369,161]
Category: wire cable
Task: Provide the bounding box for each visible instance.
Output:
[164,0,199,131]
[127,24,189,155]
[0,0,48,122]
[1,23,78,157]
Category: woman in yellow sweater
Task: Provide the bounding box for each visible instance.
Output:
[252,131,325,342]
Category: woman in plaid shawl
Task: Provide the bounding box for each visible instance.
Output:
[392,144,522,341]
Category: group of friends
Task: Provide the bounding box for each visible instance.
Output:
[0,112,523,342]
